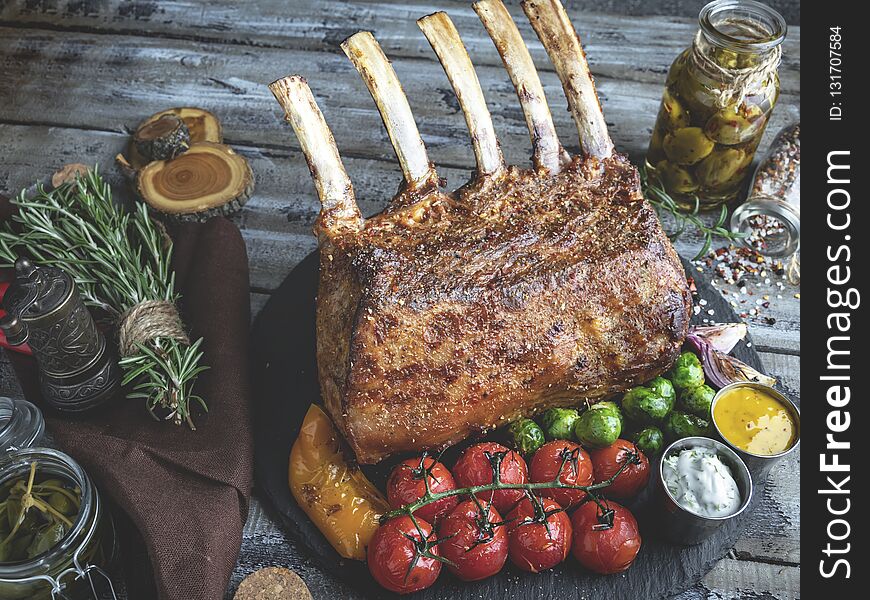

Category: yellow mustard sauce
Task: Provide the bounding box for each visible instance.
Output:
[713,386,796,455]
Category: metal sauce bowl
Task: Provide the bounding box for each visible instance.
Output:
[656,436,752,545]
[710,382,800,483]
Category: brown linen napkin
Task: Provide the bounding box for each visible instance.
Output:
[2,212,254,600]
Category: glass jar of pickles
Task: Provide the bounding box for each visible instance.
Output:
[0,397,45,454]
[646,0,787,209]
[0,448,117,599]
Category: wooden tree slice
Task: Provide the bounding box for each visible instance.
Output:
[134,114,191,161]
[147,107,223,144]
[136,142,254,221]
[127,107,224,170]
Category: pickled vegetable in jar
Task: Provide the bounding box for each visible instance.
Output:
[0,448,117,599]
[646,0,786,209]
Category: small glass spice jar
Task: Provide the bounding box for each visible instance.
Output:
[646,0,786,209]
[0,396,45,453]
[0,448,118,599]
[730,121,800,257]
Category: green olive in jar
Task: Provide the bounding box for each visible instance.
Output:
[655,161,699,194]
[648,127,666,164]
[665,50,688,86]
[674,75,719,120]
[704,103,766,146]
[663,127,715,165]
[695,147,747,189]
[661,89,691,131]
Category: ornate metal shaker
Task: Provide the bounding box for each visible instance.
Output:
[0,257,120,412]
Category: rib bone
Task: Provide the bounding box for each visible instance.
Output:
[342,32,436,188]
[418,11,505,178]
[522,0,614,159]
[473,0,569,173]
[269,76,361,236]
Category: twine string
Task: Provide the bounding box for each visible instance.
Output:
[117,299,189,357]
[691,24,781,109]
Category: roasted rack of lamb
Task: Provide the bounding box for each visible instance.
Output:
[271,0,691,464]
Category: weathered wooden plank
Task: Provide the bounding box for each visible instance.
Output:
[0,123,801,354]
[674,559,800,600]
[0,3,800,597]
[0,23,799,171]
[0,0,801,90]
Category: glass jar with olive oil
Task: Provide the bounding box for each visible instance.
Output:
[0,448,118,599]
[646,0,786,209]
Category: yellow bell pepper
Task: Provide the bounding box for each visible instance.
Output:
[289,404,389,560]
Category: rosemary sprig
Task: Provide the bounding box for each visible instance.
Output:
[0,168,208,429]
[639,164,745,260]
[382,448,638,524]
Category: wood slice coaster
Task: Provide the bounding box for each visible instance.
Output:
[136,141,254,221]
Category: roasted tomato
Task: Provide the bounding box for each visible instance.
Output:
[589,440,650,500]
[452,442,528,514]
[289,405,388,560]
[570,499,641,574]
[529,440,593,509]
[437,499,509,581]
[367,516,442,594]
[505,495,572,573]
[387,456,459,524]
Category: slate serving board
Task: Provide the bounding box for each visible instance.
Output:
[251,252,768,600]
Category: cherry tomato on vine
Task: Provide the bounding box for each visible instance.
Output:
[570,499,641,574]
[588,439,650,500]
[505,495,572,573]
[387,456,459,524]
[367,516,443,594]
[529,440,593,509]
[452,442,528,514]
[437,499,509,581]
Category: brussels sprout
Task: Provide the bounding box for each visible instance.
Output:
[507,418,545,455]
[540,407,581,441]
[621,386,672,424]
[632,427,664,456]
[663,127,716,165]
[664,411,712,440]
[704,103,766,146]
[655,160,699,194]
[679,384,716,418]
[696,147,747,190]
[647,376,676,404]
[574,406,622,449]
[591,401,624,425]
[661,88,691,130]
[667,351,705,390]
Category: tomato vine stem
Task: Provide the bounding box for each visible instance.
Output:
[381,449,639,523]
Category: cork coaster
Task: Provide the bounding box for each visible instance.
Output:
[233,567,312,600]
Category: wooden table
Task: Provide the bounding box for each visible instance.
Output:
[0,1,799,598]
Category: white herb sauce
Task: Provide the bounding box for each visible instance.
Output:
[663,447,741,517]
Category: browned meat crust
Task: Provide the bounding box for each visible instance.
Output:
[317,155,691,463]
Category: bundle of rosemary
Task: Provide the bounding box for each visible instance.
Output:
[0,169,207,429]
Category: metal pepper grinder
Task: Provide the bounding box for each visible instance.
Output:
[0,257,120,412]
